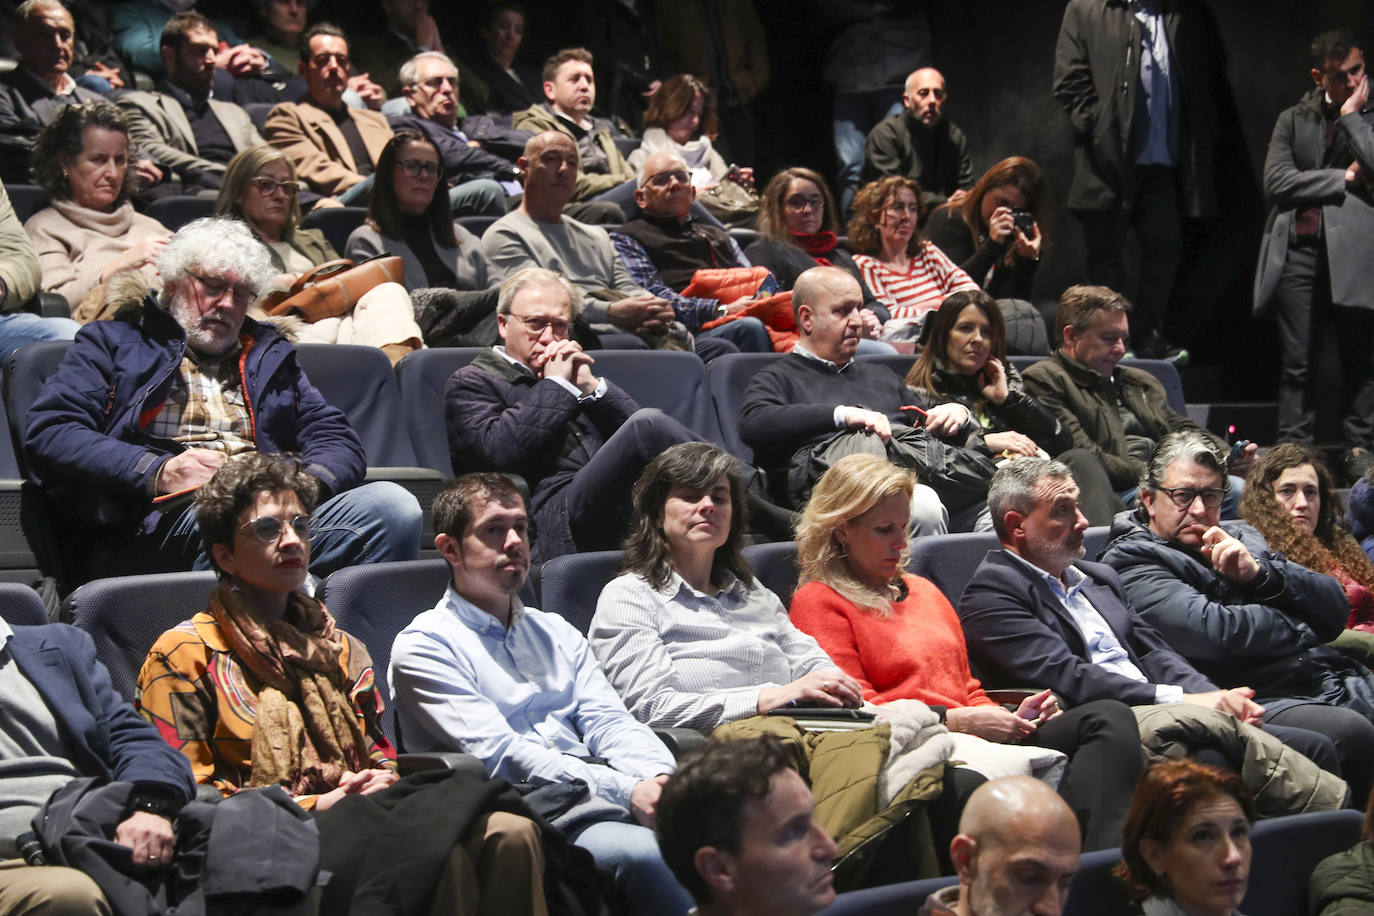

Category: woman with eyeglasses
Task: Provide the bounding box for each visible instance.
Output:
[25,101,172,315]
[138,453,551,914]
[848,175,980,338]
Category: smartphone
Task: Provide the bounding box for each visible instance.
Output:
[1226,439,1251,463]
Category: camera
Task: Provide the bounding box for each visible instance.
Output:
[1010,207,1036,237]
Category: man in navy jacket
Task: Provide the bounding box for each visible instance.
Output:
[24,217,420,580]
[0,621,195,911]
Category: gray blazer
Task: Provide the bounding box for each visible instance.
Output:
[344,221,506,292]
[1254,87,1374,314]
[118,90,263,180]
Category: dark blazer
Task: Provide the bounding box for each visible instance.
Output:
[9,624,194,800]
[957,548,1216,707]
[386,114,520,186]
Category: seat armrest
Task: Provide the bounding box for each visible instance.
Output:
[654,727,707,758]
[397,752,488,778]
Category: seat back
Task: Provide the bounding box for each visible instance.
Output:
[1061,847,1131,915]
[588,350,725,444]
[1082,525,1111,563]
[743,541,800,609]
[1127,358,1187,413]
[906,532,1001,606]
[821,875,956,915]
[707,352,785,462]
[0,583,48,627]
[3,340,74,482]
[855,353,917,382]
[6,184,49,223]
[301,206,369,255]
[295,343,418,467]
[318,558,455,740]
[65,571,219,700]
[456,215,498,239]
[393,347,488,475]
[536,550,624,635]
[1242,809,1363,916]
[145,195,216,232]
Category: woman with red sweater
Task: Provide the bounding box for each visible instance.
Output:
[791,453,1144,851]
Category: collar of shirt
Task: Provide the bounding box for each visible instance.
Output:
[1003,546,1087,598]
[656,569,748,604]
[52,72,77,96]
[440,581,525,637]
[493,344,536,376]
[792,342,852,373]
[0,616,12,653]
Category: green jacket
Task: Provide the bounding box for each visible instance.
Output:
[712,716,946,890]
[1310,840,1374,916]
[1022,351,1220,490]
[512,103,635,201]
[255,226,339,274]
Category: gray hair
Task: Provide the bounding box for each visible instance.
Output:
[1136,432,1229,516]
[157,217,275,305]
[16,0,69,26]
[496,267,583,319]
[398,50,458,89]
[988,457,1074,540]
[636,150,688,187]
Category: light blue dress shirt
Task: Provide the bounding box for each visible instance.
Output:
[1132,0,1179,166]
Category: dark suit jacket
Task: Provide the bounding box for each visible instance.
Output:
[385,114,519,186]
[8,624,194,801]
[956,549,1216,707]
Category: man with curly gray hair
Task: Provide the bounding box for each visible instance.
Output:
[25,216,421,584]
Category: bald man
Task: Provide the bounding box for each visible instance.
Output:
[921,776,1081,916]
[738,265,996,530]
[862,67,974,211]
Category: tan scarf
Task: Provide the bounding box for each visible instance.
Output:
[207,582,371,796]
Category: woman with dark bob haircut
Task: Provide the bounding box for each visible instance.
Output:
[628,75,735,189]
[903,290,1124,525]
[924,157,1045,302]
[848,175,979,336]
[138,453,549,914]
[1116,759,1255,915]
[25,101,170,312]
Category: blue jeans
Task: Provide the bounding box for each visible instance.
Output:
[833,91,902,213]
[572,820,693,916]
[144,480,421,576]
[699,316,770,353]
[0,313,79,362]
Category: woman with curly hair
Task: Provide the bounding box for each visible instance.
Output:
[1239,443,1374,633]
[847,175,979,338]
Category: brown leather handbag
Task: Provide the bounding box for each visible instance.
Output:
[262,257,404,323]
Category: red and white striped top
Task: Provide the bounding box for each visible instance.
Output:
[854,241,980,321]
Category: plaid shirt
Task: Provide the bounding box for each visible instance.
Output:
[609,231,752,330]
[145,349,255,457]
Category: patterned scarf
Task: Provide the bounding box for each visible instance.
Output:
[207,582,370,797]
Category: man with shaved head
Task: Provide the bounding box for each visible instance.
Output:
[862,67,974,212]
[738,265,996,530]
[920,776,1080,915]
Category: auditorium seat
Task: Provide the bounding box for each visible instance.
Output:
[301,205,369,255]
[706,352,785,463]
[456,215,499,238]
[821,874,955,915]
[393,347,487,475]
[854,353,915,381]
[0,582,48,626]
[1243,808,1362,916]
[146,195,216,232]
[6,184,48,222]
[537,549,622,636]
[743,540,799,608]
[586,349,726,445]
[1082,524,1110,563]
[906,531,1001,606]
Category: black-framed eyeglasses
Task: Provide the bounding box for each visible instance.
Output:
[397,158,443,180]
[1154,486,1226,509]
[784,194,824,211]
[248,176,302,197]
[641,169,689,189]
[507,313,569,337]
[188,272,258,307]
[239,514,311,543]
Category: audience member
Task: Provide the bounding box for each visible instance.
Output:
[112,0,264,83]
[1354,472,1374,564]
[862,67,973,213]
[1240,444,1374,638]
[138,453,548,913]
[0,0,106,183]
[462,1,542,116]
[1053,0,1225,361]
[0,178,78,358]
[1022,285,1254,509]
[1311,769,1374,915]
[849,176,979,337]
[513,48,636,203]
[0,620,195,913]
[264,23,392,204]
[958,457,1351,813]
[351,0,457,101]
[903,291,1122,525]
[628,75,752,198]
[482,132,701,352]
[924,157,1044,305]
[244,0,310,80]
[610,152,772,353]
[1101,431,1374,802]
[656,736,838,916]
[387,51,518,216]
[1114,760,1253,916]
[390,472,693,915]
[24,216,421,580]
[1255,28,1374,481]
[744,166,889,323]
[117,12,265,193]
[445,268,697,562]
[790,453,1143,851]
[919,776,1080,916]
[737,265,994,529]
[23,101,171,315]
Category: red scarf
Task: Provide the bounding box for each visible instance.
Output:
[794,231,839,265]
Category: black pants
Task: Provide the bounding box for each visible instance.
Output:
[1077,165,1184,342]
[1273,239,1374,449]
[1265,700,1374,808]
[1030,698,1144,851]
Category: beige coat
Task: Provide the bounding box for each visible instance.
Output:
[118,91,263,181]
[263,101,393,198]
[24,199,168,311]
